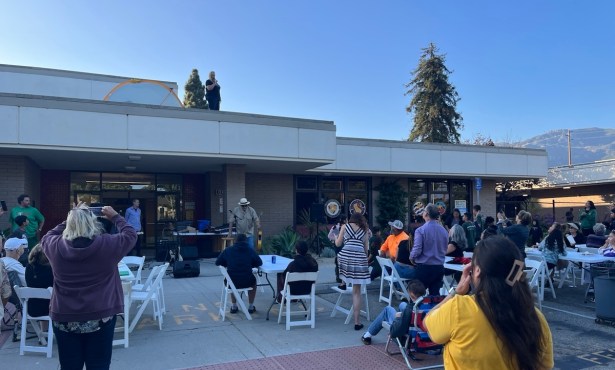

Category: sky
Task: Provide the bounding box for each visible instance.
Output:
[1,1,614,143]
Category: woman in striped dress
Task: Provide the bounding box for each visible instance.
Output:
[335,213,371,330]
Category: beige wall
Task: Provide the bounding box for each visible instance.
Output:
[530,184,615,224]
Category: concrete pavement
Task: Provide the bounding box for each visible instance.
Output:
[1,257,615,369]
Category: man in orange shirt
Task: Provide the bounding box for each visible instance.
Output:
[379,220,409,263]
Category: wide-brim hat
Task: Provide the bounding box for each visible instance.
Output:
[388,220,404,230]
[567,222,579,230]
[238,198,250,206]
[4,237,27,251]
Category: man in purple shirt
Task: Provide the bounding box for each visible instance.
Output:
[410,203,448,295]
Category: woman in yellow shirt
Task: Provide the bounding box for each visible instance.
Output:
[424,236,554,370]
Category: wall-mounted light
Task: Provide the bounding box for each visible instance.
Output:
[563,186,571,190]
[128,155,141,161]
[522,194,529,197]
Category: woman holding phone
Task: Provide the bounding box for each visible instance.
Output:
[41,203,136,370]
[424,236,553,369]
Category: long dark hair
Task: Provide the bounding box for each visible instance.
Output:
[472,236,546,370]
[348,213,368,232]
[587,200,596,210]
[545,222,564,253]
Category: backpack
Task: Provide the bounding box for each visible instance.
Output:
[474,215,484,241]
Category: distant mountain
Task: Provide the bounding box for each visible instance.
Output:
[509,128,615,167]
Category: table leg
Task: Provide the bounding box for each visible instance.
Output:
[262,272,277,320]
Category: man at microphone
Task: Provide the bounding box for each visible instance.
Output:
[229,198,261,250]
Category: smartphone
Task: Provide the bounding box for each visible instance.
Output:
[90,206,104,217]
[0,200,7,212]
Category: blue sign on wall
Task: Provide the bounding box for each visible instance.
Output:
[475,177,482,191]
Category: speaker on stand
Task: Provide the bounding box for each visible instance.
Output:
[310,203,326,256]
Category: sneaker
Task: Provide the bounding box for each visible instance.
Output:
[361,336,372,345]
[248,306,256,314]
[230,306,238,314]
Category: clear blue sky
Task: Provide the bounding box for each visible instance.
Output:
[2,1,614,142]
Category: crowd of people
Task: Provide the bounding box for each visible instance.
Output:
[0,196,139,369]
[2,194,614,369]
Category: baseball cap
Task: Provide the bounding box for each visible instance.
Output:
[567,223,579,230]
[388,220,404,230]
[4,237,27,251]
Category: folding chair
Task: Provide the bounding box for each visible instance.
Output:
[554,259,578,288]
[277,272,318,330]
[122,256,145,284]
[129,263,168,333]
[6,270,26,342]
[524,261,542,310]
[377,256,410,304]
[252,267,265,293]
[14,286,54,358]
[382,296,445,370]
[330,282,370,324]
[525,255,556,300]
[218,266,252,321]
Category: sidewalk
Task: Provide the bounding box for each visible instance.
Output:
[0,257,418,370]
[2,256,615,369]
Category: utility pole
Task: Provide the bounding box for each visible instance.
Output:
[567,129,572,167]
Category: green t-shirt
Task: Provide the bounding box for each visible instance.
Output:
[462,221,477,251]
[9,206,45,238]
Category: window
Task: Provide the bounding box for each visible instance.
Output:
[71,172,100,191]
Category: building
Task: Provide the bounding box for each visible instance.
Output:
[523,159,615,225]
[0,64,548,256]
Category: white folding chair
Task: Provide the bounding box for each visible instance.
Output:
[122,256,145,284]
[218,266,252,321]
[14,286,54,358]
[524,263,541,310]
[277,272,318,330]
[554,260,578,288]
[129,263,168,333]
[252,267,265,293]
[377,256,410,304]
[132,263,167,314]
[330,282,370,324]
[526,255,556,300]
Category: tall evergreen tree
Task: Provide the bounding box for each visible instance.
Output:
[405,43,462,143]
[183,69,208,109]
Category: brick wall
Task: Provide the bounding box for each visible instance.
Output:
[474,179,497,219]
[39,170,70,233]
[246,173,293,237]
[0,156,42,231]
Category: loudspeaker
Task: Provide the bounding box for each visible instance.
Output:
[310,203,326,223]
[173,260,200,278]
[180,245,199,260]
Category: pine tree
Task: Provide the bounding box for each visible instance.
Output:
[183,69,208,109]
[405,43,462,143]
